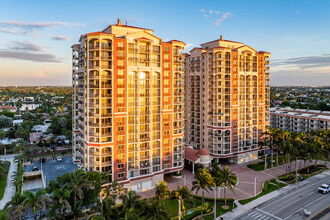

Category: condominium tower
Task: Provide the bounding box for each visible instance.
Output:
[185,36,270,163]
[72,19,185,191]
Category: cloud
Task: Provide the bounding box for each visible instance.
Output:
[0,50,62,63]
[185,43,194,50]
[296,10,300,14]
[200,9,206,13]
[0,20,83,31]
[51,35,71,41]
[272,54,330,69]
[0,28,20,35]
[9,41,42,52]
[214,12,232,26]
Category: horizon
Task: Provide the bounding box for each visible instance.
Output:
[0,0,330,86]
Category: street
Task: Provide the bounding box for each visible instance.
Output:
[236,172,330,220]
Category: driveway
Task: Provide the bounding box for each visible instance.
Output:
[139,159,330,201]
[0,154,18,210]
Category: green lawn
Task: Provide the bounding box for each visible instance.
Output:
[238,180,286,205]
[203,201,237,220]
[163,198,201,218]
[247,155,294,171]
[0,209,5,220]
[0,161,10,200]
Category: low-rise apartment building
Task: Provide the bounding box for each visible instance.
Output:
[270,107,330,132]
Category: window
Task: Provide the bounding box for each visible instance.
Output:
[117,135,124,141]
[118,42,124,47]
[164,80,169,85]
[117,163,124,169]
[118,173,124,178]
[118,69,124,75]
[117,98,124,103]
[118,88,124,94]
[118,60,124,66]
[117,145,124,151]
[164,46,169,51]
[118,79,124,85]
[117,126,124,132]
[118,154,124,159]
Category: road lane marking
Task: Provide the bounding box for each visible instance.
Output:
[254,213,263,219]
[258,216,267,220]
[307,192,313,196]
[262,176,330,209]
[250,212,259,217]
[273,197,306,214]
[283,195,328,220]
[255,208,283,220]
[248,211,256,216]
[263,217,269,220]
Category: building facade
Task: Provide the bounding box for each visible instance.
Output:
[270,107,330,132]
[185,36,270,163]
[72,20,185,191]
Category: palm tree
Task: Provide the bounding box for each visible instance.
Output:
[91,197,119,220]
[119,190,143,219]
[0,130,5,155]
[142,198,169,220]
[66,170,92,220]
[262,127,281,168]
[22,189,51,220]
[170,186,193,220]
[191,167,214,217]
[10,169,24,194]
[49,186,71,220]
[5,192,25,220]
[155,181,170,205]
[258,137,270,170]
[214,166,236,208]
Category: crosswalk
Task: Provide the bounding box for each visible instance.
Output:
[242,209,281,220]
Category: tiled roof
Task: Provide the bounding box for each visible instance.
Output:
[0,105,16,110]
[184,147,200,162]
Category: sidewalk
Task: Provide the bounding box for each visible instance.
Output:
[0,156,17,210]
[219,170,330,220]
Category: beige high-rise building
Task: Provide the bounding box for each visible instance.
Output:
[72,19,185,191]
[185,36,270,163]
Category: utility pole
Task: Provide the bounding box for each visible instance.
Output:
[295,157,298,184]
[214,187,217,220]
[254,177,256,197]
[178,197,181,220]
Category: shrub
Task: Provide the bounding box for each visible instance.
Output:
[262,181,269,192]
[279,173,295,181]
[270,178,277,184]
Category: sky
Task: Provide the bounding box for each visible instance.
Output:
[0,0,329,86]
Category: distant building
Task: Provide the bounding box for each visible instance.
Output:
[0,105,16,112]
[270,107,330,132]
[23,97,35,103]
[32,124,50,133]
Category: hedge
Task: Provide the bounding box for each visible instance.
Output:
[262,181,269,193]
[192,194,234,203]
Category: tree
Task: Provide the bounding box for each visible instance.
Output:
[170,186,193,220]
[16,99,22,114]
[22,189,51,220]
[66,170,93,220]
[5,192,25,220]
[0,130,6,155]
[90,197,119,220]
[0,115,13,128]
[49,186,71,220]
[155,181,170,205]
[258,136,270,170]
[214,166,236,208]
[142,198,169,220]
[262,127,281,168]
[119,190,144,219]
[191,168,214,217]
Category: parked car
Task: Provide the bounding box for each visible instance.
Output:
[32,166,39,171]
[318,184,330,194]
[56,156,63,162]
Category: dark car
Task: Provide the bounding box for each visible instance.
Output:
[32,166,39,171]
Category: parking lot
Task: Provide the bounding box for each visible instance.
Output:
[24,156,77,187]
